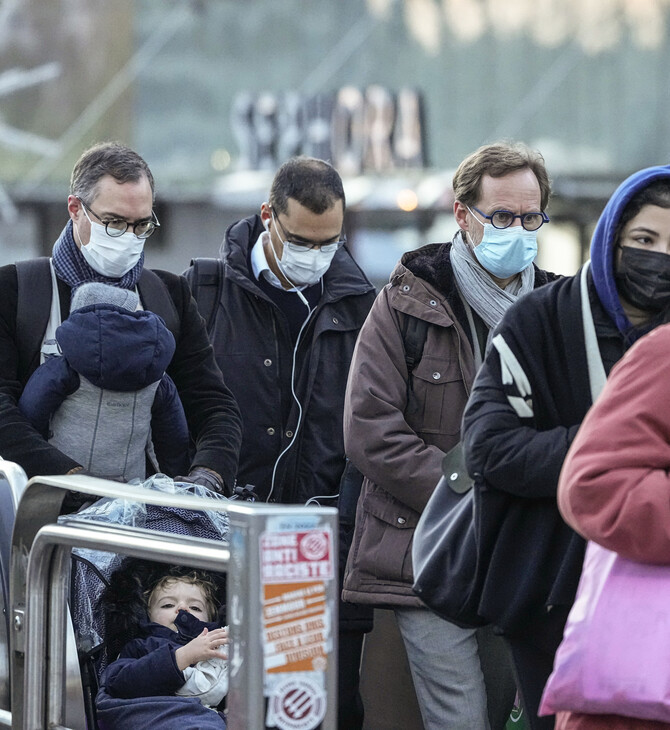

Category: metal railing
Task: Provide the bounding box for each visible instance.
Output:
[8,473,338,730]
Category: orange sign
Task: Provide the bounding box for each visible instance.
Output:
[260,529,334,674]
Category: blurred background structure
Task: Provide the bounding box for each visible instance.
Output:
[2,0,669,286]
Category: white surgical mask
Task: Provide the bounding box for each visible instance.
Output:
[78,217,145,278]
[271,213,339,287]
[277,241,337,286]
[467,207,537,279]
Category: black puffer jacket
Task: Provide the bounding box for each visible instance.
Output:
[185,214,376,505]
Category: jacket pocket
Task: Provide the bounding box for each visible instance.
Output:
[355,486,420,584]
[408,354,467,436]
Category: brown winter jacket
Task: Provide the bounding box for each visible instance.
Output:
[342,242,478,607]
[342,239,555,608]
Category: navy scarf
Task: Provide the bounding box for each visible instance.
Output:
[52,220,144,291]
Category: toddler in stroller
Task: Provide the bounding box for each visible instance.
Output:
[95,562,228,729]
[65,475,230,729]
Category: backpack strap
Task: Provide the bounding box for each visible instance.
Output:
[138,269,180,341]
[401,313,429,376]
[16,257,53,380]
[189,258,224,334]
[400,313,430,402]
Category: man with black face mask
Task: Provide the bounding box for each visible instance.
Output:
[461,166,670,730]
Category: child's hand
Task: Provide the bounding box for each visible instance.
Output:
[175,627,229,670]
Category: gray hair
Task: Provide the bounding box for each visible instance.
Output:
[70,142,155,205]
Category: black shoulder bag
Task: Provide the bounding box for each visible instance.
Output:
[411,443,487,628]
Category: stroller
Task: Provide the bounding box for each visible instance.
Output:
[65,474,230,729]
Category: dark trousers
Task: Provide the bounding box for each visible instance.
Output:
[338,629,366,729]
[505,607,571,730]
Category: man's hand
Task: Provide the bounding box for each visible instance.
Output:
[174,466,225,494]
[175,626,229,670]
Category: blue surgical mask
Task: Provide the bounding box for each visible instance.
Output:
[467,207,538,278]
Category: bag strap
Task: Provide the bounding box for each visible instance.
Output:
[189,257,224,335]
[579,261,607,402]
[401,313,430,404]
[137,269,180,341]
[16,257,53,378]
[401,313,429,376]
[441,442,473,494]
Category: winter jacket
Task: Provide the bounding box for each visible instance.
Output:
[184,214,376,504]
[18,302,189,480]
[461,165,670,637]
[97,610,226,729]
[342,239,555,607]
[0,227,241,488]
[559,321,670,562]
[554,323,670,730]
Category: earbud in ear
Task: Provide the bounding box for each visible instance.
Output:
[263,217,270,232]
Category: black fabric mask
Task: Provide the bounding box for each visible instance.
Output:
[615,246,670,313]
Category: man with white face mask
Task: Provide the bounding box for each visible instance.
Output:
[0,142,242,499]
[185,156,376,728]
[341,141,557,730]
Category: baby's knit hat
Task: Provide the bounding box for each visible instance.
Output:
[71,282,139,312]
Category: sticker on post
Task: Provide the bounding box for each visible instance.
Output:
[261,528,334,674]
[263,581,331,672]
[261,528,334,583]
[266,676,327,730]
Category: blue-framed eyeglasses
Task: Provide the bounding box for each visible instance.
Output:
[471,206,550,232]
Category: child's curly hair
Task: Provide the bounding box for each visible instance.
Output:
[145,569,219,621]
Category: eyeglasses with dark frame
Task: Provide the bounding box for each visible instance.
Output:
[271,210,346,252]
[77,196,160,239]
[471,206,550,232]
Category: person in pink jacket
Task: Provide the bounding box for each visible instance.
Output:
[557,321,670,730]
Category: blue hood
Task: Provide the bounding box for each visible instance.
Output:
[590,165,670,333]
[56,304,175,390]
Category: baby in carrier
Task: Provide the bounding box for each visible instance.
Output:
[18,282,190,482]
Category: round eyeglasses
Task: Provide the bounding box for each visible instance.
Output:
[77,197,160,239]
[471,206,549,232]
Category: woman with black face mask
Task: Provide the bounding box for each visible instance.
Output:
[460,168,670,730]
[614,184,670,332]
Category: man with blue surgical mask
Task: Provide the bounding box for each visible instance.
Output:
[340,141,557,730]
[185,156,376,729]
[0,141,242,501]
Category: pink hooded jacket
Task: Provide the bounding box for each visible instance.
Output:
[557,322,670,730]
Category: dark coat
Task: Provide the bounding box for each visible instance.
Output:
[461,270,624,634]
[342,241,556,607]
[0,257,242,488]
[97,611,226,730]
[460,165,670,637]
[184,214,376,504]
[17,303,189,477]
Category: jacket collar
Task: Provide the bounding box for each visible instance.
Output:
[222,214,375,305]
